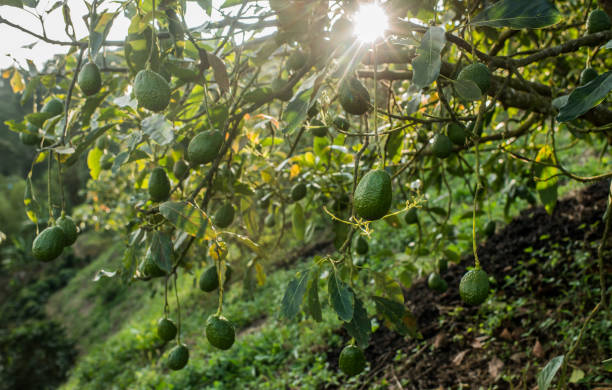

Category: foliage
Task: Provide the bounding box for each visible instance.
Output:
[0,0,611,386]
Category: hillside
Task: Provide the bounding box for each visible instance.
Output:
[39,181,611,389]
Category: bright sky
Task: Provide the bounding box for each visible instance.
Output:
[0,0,227,69]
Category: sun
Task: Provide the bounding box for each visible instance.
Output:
[353,4,389,43]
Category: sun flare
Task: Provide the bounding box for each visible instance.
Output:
[353,4,389,43]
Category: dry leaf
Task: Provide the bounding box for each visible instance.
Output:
[207,52,230,94]
[500,328,512,341]
[433,333,445,349]
[452,350,469,366]
[488,356,504,380]
[532,339,544,358]
[510,352,526,363]
[471,335,488,349]
[471,339,483,349]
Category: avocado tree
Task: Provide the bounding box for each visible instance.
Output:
[1,0,611,381]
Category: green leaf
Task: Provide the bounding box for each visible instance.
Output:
[80,92,110,127]
[20,76,40,106]
[443,249,460,262]
[24,173,39,223]
[283,92,311,135]
[537,355,564,390]
[280,270,310,319]
[240,198,259,239]
[25,112,54,128]
[148,231,174,273]
[328,270,353,322]
[207,52,230,94]
[4,119,26,134]
[373,296,417,337]
[0,0,23,7]
[282,72,325,134]
[344,294,371,348]
[602,357,612,372]
[453,79,482,101]
[64,123,114,166]
[557,71,612,122]
[141,114,174,145]
[306,269,322,322]
[292,203,305,241]
[90,12,117,57]
[87,147,103,180]
[121,244,137,283]
[412,27,445,89]
[221,231,267,259]
[534,146,558,215]
[220,0,243,8]
[195,0,212,15]
[471,0,562,29]
[568,368,584,383]
[159,201,208,237]
[372,271,404,304]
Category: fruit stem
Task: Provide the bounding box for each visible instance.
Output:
[173,273,181,344]
[47,151,53,221]
[146,0,156,67]
[56,153,65,213]
[214,242,224,316]
[372,42,381,163]
[164,276,169,318]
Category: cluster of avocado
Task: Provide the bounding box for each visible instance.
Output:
[578,8,609,88]
[427,62,493,159]
[32,214,78,262]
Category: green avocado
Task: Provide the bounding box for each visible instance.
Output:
[78,62,102,96]
[339,345,366,376]
[291,183,307,202]
[148,167,171,202]
[41,98,64,117]
[141,253,168,278]
[206,315,235,350]
[333,116,350,131]
[587,9,611,34]
[187,130,224,165]
[579,67,598,85]
[309,119,328,137]
[199,264,232,292]
[447,122,467,146]
[432,134,453,159]
[167,344,189,370]
[355,236,369,255]
[213,203,235,228]
[457,63,491,94]
[353,169,392,221]
[157,318,177,341]
[427,272,448,293]
[271,79,293,102]
[339,77,370,116]
[459,269,490,306]
[134,69,171,112]
[32,226,65,262]
[404,208,418,225]
[56,215,78,246]
[173,159,189,180]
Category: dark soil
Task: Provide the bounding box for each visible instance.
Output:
[327,181,612,389]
